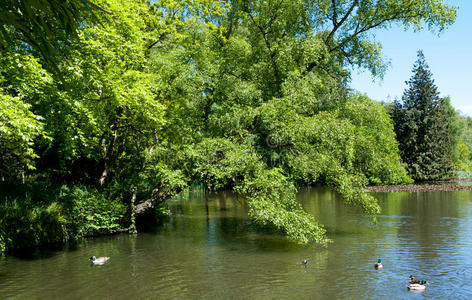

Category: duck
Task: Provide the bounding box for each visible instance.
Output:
[374,259,383,269]
[89,256,110,265]
[408,275,429,291]
[300,260,308,267]
[408,280,429,291]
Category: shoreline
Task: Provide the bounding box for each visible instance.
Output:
[367,182,472,193]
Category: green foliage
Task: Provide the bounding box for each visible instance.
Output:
[0,52,51,180]
[0,93,43,178]
[318,0,457,77]
[0,184,127,252]
[40,0,166,177]
[341,94,411,185]
[0,199,68,251]
[0,0,170,252]
[190,138,264,190]
[188,138,329,243]
[0,0,457,250]
[456,170,472,179]
[135,145,189,204]
[454,141,471,171]
[391,51,454,181]
[185,90,411,242]
[59,185,127,237]
[451,113,472,171]
[236,168,329,244]
[0,233,5,253]
[0,0,102,68]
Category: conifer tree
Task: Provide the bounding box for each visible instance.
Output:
[391,50,453,181]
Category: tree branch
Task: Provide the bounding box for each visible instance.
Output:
[329,10,421,53]
[265,0,284,33]
[247,10,282,92]
[325,0,358,44]
[331,0,338,27]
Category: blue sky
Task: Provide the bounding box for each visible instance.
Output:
[349,0,471,116]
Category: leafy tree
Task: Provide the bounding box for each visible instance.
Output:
[0,52,51,182]
[151,0,455,243]
[0,92,44,181]
[0,0,459,250]
[0,0,102,67]
[449,112,472,171]
[391,50,454,181]
[317,0,457,76]
[212,0,457,88]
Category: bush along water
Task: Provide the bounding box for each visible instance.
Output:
[0,184,127,252]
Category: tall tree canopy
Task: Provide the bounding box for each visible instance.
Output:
[390,50,454,181]
[150,0,454,242]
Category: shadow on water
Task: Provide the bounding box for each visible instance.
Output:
[135,207,169,233]
[185,191,304,252]
[4,241,80,260]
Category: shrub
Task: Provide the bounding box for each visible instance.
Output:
[0,184,127,252]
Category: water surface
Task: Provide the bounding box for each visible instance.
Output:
[1,188,471,299]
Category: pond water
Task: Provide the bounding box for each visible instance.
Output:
[1,188,472,299]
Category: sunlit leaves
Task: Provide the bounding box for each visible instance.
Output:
[0,0,103,68]
[0,93,44,177]
[0,52,51,179]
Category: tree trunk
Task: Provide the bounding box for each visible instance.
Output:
[129,188,137,234]
[99,120,119,186]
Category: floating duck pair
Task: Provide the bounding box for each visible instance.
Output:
[374,260,429,291]
[89,256,110,265]
[301,258,382,269]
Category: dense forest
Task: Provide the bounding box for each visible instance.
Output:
[1,0,469,252]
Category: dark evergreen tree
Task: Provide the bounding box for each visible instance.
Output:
[391,50,453,181]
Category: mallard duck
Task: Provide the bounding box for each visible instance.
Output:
[301,260,308,267]
[408,276,428,291]
[374,259,383,269]
[408,280,428,290]
[89,256,110,265]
